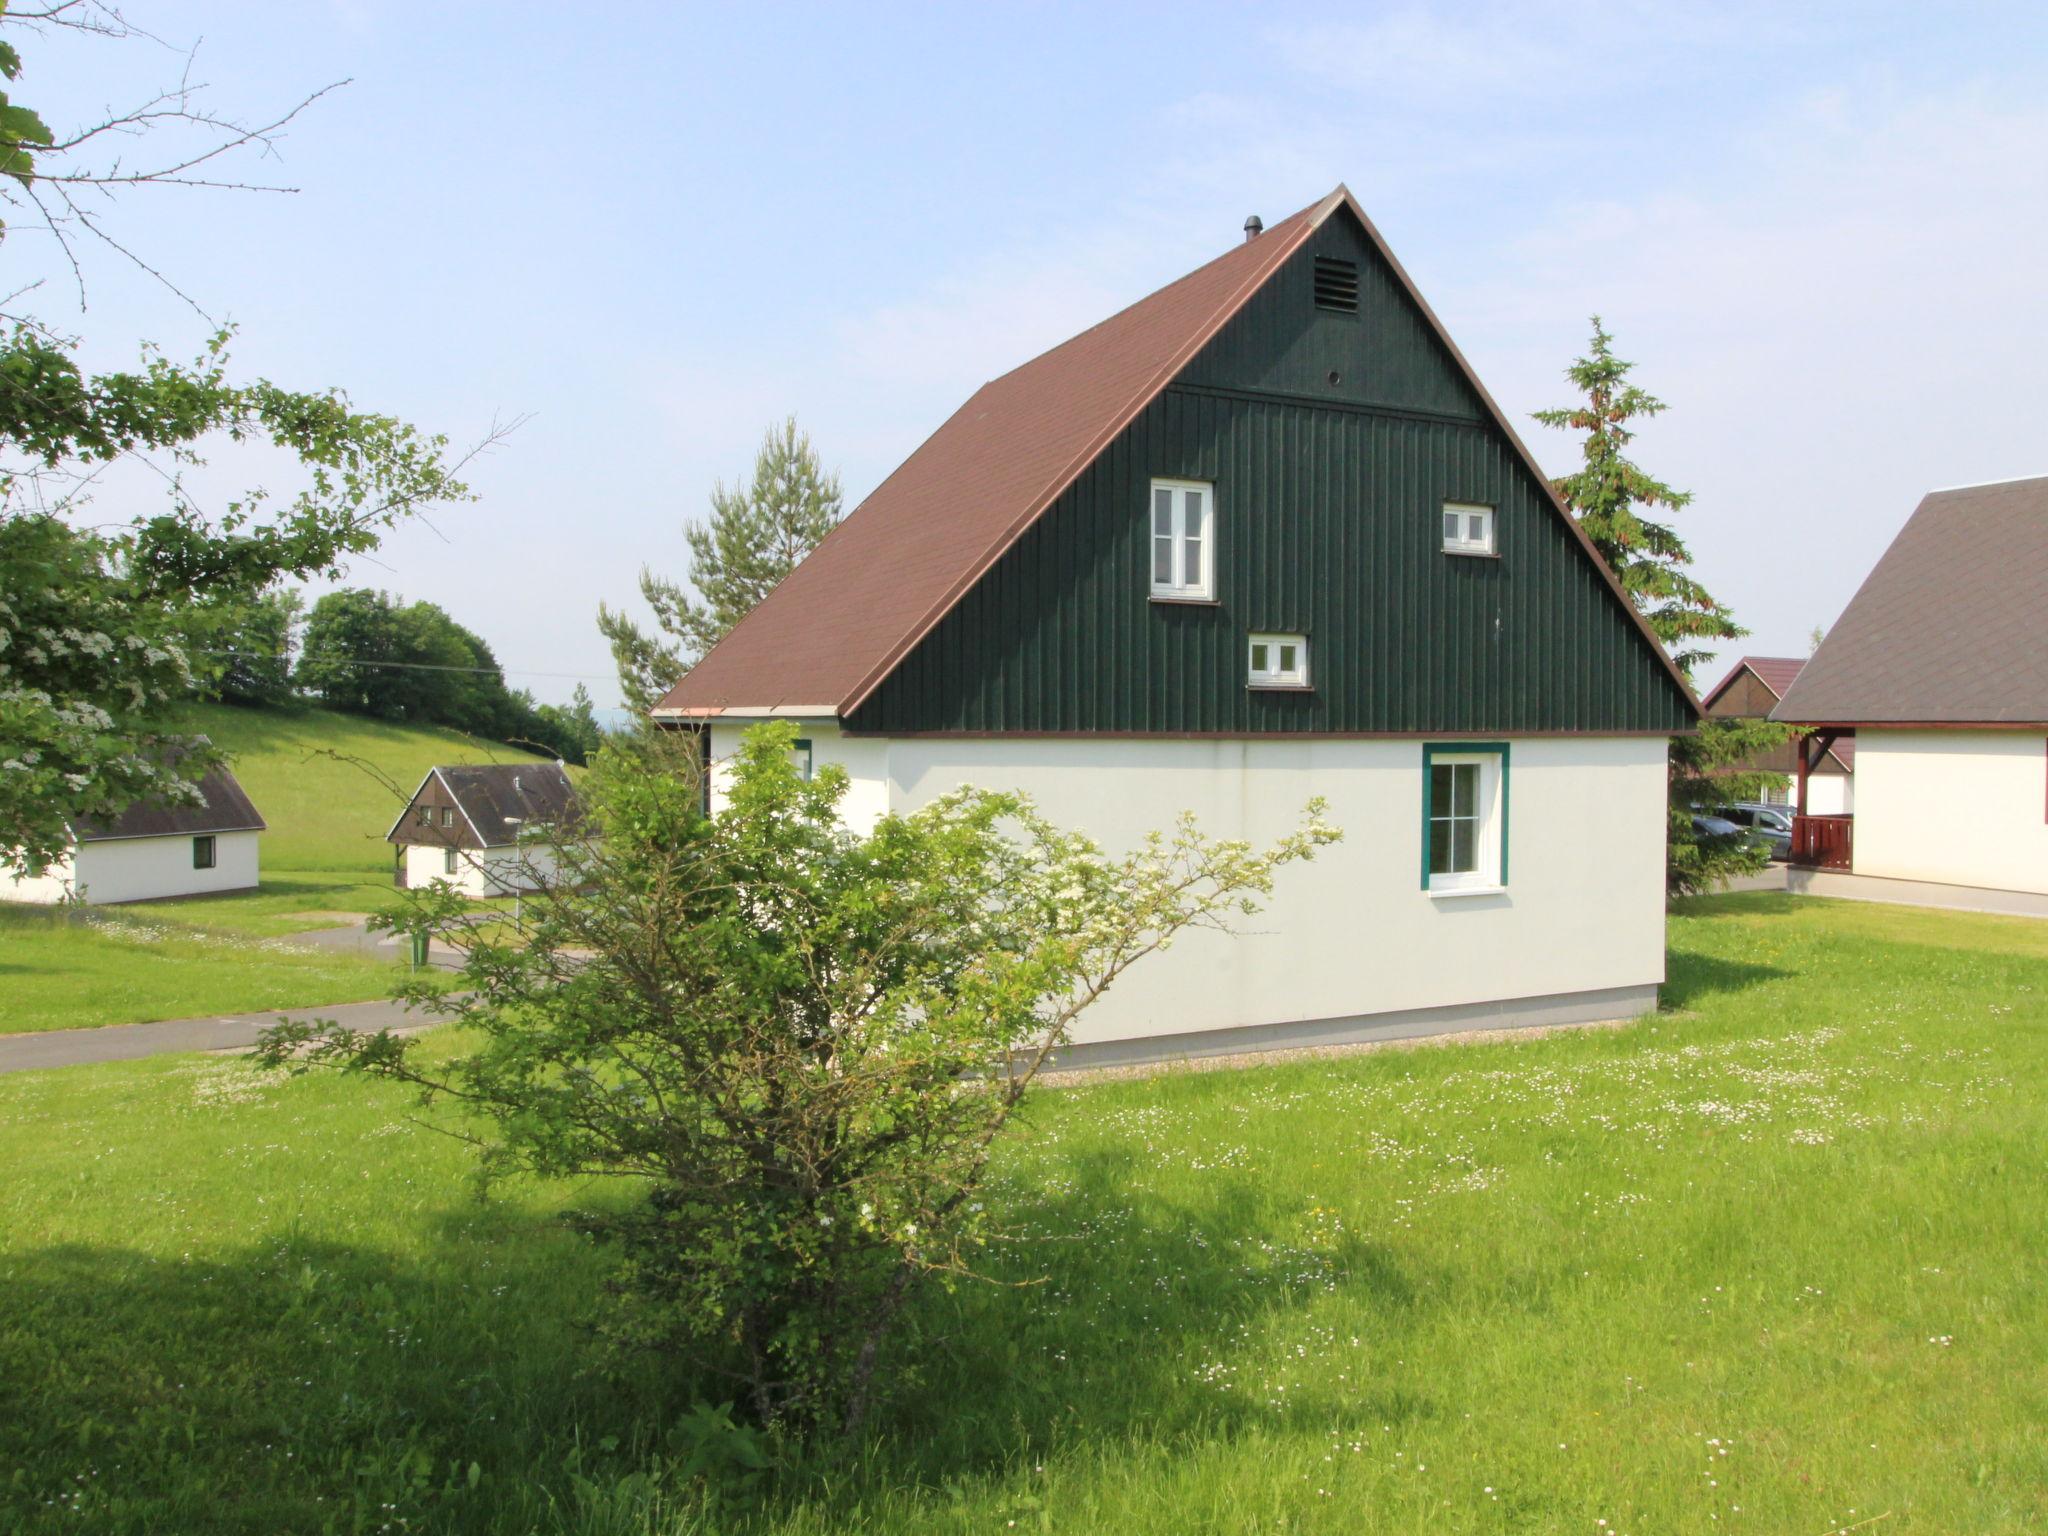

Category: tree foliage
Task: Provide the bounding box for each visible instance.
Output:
[1536,318,1790,897]
[259,723,1337,1436]
[293,589,602,763]
[0,15,489,874]
[599,417,843,714]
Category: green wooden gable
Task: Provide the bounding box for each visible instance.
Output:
[845,205,1695,738]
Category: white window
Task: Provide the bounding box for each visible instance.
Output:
[791,738,814,781]
[441,806,456,829]
[1150,478,1214,600]
[1247,632,1308,688]
[1424,747,1507,894]
[1442,501,1495,556]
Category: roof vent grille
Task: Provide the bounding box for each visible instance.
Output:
[1313,256,1359,313]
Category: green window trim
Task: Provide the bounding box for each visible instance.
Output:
[1420,741,1510,891]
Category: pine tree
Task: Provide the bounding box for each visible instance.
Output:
[1536,319,1791,898]
[599,417,844,714]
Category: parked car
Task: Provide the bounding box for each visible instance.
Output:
[1690,813,1745,840]
[1712,802,1794,859]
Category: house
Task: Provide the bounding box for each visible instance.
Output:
[653,185,1698,1066]
[1700,656,1853,812]
[386,763,579,897]
[2,757,265,905]
[1773,475,2048,907]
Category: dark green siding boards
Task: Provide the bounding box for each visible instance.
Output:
[846,209,1693,738]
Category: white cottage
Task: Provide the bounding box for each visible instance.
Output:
[653,186,1699,1066]
[1776,475,2048,909]
[386,762,579,898]
[3,759,265,904]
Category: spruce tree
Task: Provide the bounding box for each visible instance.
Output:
[600,417,844,713]
[1535,319,1791,897]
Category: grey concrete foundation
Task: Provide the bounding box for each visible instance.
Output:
[1042,982,1662,1072]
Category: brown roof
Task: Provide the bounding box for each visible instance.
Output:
[655,185,1693,722]
[1774,476,2048,726]
[74,760,266,843]
[1701,656,1852,768]
[387,763,580,848]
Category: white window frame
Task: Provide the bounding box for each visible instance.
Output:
[1424,749,1506,896]
[1150,477,1215,600]
[1442,501,1496,557]
[1246,632,1309,689]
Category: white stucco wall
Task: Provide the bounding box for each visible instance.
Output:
[1804,774,1853,816]
[1,848,79,904]
[401,840,561,898]
[709,724,1670,1047]
[1849,730,2048,894]
[2,830,262,905]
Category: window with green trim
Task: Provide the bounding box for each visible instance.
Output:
[1422,744,1509,894]
[791,738,814,781]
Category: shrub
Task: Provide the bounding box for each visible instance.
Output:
[259,723,1337,1437]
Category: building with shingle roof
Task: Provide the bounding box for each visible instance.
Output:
[1700,656,1853,813]
[657,185,1700,1066]
[1773,476,2048,898]
[2,749,267,905]
[386,762,580,897]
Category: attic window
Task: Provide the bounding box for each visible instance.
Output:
[1248,633,1309,688]
[1442,502,1495,556]
[1313,256,1359,313]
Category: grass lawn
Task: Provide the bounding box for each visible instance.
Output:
[0,903,420,1035]
[0,894,2043,1533]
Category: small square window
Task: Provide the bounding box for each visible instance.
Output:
[415,806,431,827]
[1442,501,1495,556]
[192,835,215,870]
[441,806,455,829]
[1247,631,1309,688]
[1150,478,1215,600]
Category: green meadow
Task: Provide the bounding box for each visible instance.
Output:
[1,702,551,1032]
[1,893,2042,1533]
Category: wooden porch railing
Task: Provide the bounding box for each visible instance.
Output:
[1790,813,1853,870]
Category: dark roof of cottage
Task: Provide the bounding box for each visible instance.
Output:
[74,759,266,843]
[388,762,580,848]
[1701,656,1853,769]
[1702,655,1808,708]
[654,185,1692,722]
[1774,476,2048,726]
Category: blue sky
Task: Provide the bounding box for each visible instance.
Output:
[27,2,2048,707]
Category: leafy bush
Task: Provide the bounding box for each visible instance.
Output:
[261,723,1336,1436]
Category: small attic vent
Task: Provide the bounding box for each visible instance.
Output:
[1313,256,1359,313]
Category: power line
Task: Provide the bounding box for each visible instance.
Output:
[194,646,616,683]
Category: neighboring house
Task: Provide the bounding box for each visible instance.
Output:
[386,763,579,897]
[1700,655,1854,813]
[1774,475,2048,901]
[2,758,265,905]
[653,184,1698,1066]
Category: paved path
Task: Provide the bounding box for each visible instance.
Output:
[0,994,443,1075]
[0,916,460,1077]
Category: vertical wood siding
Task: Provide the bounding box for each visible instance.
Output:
[848,212,1694,737]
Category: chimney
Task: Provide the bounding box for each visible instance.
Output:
[1243,214,1264,242]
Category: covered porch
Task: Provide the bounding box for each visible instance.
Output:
[1789,728,1855,870]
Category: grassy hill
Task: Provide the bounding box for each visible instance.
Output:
[169,701,559,875]
[1,703,544,1031]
